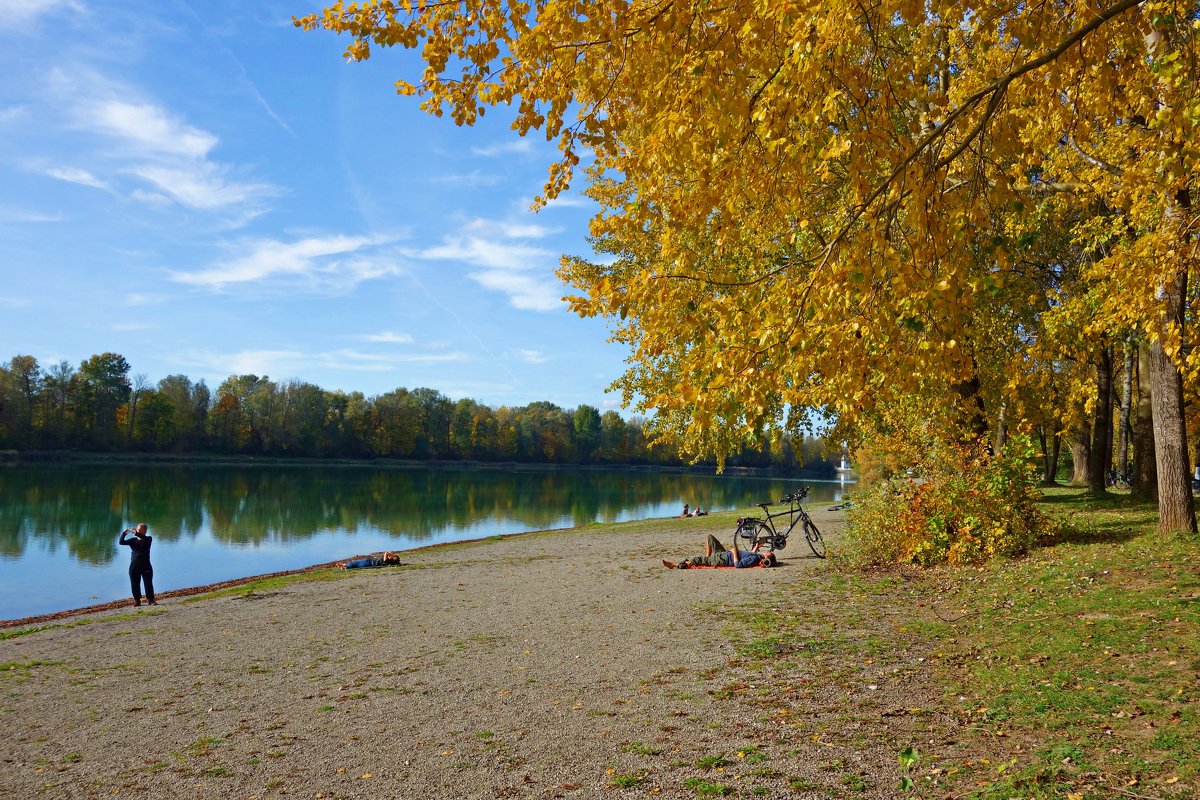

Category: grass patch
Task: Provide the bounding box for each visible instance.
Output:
[0,610,161,641]
[907,487,1200,797]
[609,771,647,788]
[682,777,732,796]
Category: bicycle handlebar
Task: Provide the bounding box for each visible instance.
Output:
[780,488,809,503]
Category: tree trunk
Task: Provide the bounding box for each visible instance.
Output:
[1088,347,1113,496]
[1069,414,1090,486]
[1132,341,1158,500]
[1037,426,1060,485]
[994,402,1008,452]
[1147,273,1196,533]
[1117,339,1134,476]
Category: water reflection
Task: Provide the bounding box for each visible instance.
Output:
[0,464,849,619]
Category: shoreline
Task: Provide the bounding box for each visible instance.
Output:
[0,524,576,630]
[0,509,992,799]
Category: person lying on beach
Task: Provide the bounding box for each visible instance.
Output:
[661,534,777,569]
[337,551,401,569]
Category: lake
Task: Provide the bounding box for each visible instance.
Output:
[0,463,852,620]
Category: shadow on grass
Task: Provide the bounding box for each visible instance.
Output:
[1037,485,1164,548]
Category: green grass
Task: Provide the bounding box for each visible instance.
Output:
[909,487,1200,797]
[716,486,1199,799]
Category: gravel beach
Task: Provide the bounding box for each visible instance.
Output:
[1,510,979,799]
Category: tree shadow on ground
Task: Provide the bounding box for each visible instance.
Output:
[1037,485,1164,548]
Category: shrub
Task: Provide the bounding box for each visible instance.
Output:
[846,434,1053,565]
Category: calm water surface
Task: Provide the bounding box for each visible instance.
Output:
[0,464,852,619]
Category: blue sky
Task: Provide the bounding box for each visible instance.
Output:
[0,0,630,412]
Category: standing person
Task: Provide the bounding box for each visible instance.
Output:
[118,523,156,606]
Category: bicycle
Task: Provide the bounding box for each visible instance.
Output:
[734,488,826,558]
[1105,469,1132,489]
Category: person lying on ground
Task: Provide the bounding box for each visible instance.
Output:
[662,534,776,569]
[337,551,401,569]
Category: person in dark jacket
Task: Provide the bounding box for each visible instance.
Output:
[337,551,400,569]
[119,523,156,606]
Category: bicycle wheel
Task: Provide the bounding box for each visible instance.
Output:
[803,518,826,558]
[733,519,759,549]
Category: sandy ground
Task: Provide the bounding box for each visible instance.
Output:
[0,511,976,799]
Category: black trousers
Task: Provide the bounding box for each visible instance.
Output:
[129,568,154,603]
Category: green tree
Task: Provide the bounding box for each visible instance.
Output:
[78,353,131,450]
[572,404,602,463]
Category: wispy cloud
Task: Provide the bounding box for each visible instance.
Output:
[131,163,273,212]
[180,346,468,379]
[0,0,85,28]
[470,270,563,311]
[0,295,31,308]
[470,139,536,158]
[125,293,167,306]
[46,166,109,190]
[172,234,401,292]
[430,169,505,188]
[39,70,278,219]
[515,349,548,364]
[412,218,566,312]
[85,99,216,159]
[0,207,64,223]
[111,321,157,332]
[358,331,414,344]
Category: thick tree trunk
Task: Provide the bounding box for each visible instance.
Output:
[1132,342,1158,500]
[1117,340,1134,476]
[1088,347,1113,496]
[1147,274,1196,533]
[1069,415,1090,486]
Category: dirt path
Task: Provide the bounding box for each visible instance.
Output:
[0,511,976,799]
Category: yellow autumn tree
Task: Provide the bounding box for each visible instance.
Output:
[298,0,1198,533]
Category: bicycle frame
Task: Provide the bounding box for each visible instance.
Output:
[735,488,826,558]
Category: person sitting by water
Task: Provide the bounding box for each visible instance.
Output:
[661,534,776,569]
[678,503,691,518]
[337,551,401,569]
[691,507,707,517]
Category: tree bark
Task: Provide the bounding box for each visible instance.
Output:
[1117,339,1134,477]
[1132,341,1158,500]
[1069,413,1090,486]
[1147,274,1196,533]
[1088,347,1113,496]
[1037,425,1060,485]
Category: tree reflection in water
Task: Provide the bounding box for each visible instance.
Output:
[0,464,847,618]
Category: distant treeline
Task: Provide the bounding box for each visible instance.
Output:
[0,353,833,471]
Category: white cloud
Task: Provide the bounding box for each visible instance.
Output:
[358,331,414,344]
[38,71,278,218]
[130,163,274,211]
[516,349,548,364]
[46,166,109,190]
[0,105,27,125]
[470,139,537,158]
[0,207,63,222]
[470,269,563,311]
[0,0,85,28]
[413,220,566,312]
[85,99,217,159]
[463,218,556,239]
[0,295,31,308]
[180,346,468,379]
[172,234,401,292]
[430,170,505,188]
[111,321,157,332]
